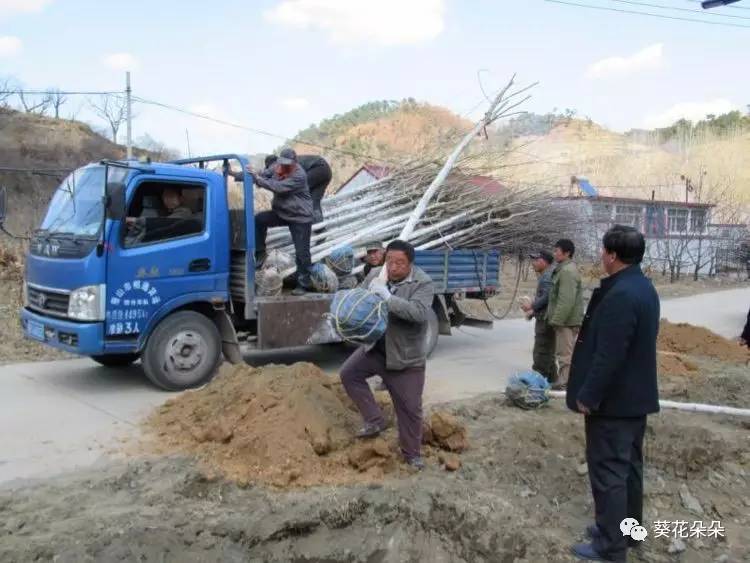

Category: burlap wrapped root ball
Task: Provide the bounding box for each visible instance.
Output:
[256,267,283,296]
[330,288,388,343]
[505,370,550,410]
[264,250,295,272]
[310,263,339,293]
[337,275,359,290]
[325,245,355,276]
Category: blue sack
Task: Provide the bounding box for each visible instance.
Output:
[505,370,551,409]
[310,263,339,293]
[325,245,355,276]
[330,288,388,343]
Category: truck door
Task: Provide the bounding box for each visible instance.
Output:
[104,176,218,345]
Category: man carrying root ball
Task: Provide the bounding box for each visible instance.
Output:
[339,240,435,470]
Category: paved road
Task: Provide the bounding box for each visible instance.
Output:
[1,287,748,485]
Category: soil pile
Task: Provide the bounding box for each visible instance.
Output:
[145,362,465,487]
[657,351,699,377]
[658,320,750,363]
[4,398,748,563]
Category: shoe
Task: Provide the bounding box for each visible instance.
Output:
[355,422,387,439]
[405,456,425,470]
[291,286,309,296]
[586,524,640,550]
[586,524,602,540]
[571,543,609,561]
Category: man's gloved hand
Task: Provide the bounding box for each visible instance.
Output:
[369,278,392,301]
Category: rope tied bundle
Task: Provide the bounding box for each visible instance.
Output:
[330,288,388,343]
[310,263,339,293]
[325,245,355,276]
[505,370,551,410]
[255,267,283,297]
[337,275,359,290]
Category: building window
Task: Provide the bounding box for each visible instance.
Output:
[592,203,612,223]
[690,209,707,233]
[667,208,689,233]
[614,204,643,228]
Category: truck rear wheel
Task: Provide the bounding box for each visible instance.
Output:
[142,311,222,391]
[425,308,439,358]
[91,353,139,367]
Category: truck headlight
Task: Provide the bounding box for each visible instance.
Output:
[68,285,106,321]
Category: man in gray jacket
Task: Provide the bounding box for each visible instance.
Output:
[521,250,557,382]
[249,148,314,295]
[340,240,435,469]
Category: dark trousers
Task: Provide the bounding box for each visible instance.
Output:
[340,347,425,460]
[254,210,312,287]
[532,317,557,382]
[306,164,332,224]
[586,415,646,561]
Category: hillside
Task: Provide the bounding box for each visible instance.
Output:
[290,100,474,187]
[0,108,135,234]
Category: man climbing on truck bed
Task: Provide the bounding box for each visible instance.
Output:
[248,148,314,295]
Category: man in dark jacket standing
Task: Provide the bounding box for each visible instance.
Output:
[265,154,332,224]
[249,148,314,295]
[567,225,660,562]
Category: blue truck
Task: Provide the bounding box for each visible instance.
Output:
[2,154,501,390]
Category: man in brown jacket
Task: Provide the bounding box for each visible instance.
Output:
[340,239,434,469]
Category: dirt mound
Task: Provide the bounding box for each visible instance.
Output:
[5,398,748,562]
[657,351,699,377]
[658,320,750,363]
[145,362,465,487]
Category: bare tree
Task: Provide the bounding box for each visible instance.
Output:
[135,133,181,161]
[48,89,67,119]
[17,90,52,115]
[0,76,16,108]
[89,94,127,143]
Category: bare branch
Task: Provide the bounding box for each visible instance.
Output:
[89,94,127,143]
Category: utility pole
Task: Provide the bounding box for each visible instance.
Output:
[185,129,192,158]
[126,71,133,160]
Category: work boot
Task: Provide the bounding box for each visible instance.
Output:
[586,524,641,549]
[571,543,623,561]
[355,422,388,439]
[405,456,425,470]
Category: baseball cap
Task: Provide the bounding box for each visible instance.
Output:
[365,241,384,252]
[277,148,297,165]
[528,249,554,263]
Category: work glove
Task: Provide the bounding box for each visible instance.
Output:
[369,278,392,301]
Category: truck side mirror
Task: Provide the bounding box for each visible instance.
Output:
[106,182,126,220]
[0,186,6,227]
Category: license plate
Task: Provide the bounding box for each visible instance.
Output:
[27,320,45,342]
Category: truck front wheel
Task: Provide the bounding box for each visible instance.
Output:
[142,311,222,391]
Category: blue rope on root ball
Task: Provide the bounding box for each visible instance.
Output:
[505,370,551,410]
[330,288,388,343]
[325,245,355,276]
[310,263,339,293]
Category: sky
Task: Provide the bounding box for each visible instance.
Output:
[1,0,749,157]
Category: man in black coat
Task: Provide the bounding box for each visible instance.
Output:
[567,225,660,562]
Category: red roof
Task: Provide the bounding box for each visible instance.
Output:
[466,174,504,195]
[362,164,393,179]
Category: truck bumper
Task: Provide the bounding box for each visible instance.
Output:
[20,308,106,356]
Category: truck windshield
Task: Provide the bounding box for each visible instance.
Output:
[39,165,108,238]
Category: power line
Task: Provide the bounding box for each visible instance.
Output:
[132,95,405,165]
[685,0,750,10]
[0,166,71,177]
[544,0,750,27]
[610,0,750,19]
[0,90,122,96]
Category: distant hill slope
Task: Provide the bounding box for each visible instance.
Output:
[0,109,134,233]
[290,100,473,187]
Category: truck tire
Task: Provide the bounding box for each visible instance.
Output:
[90,353,139,367]
[142,311,222,391]
[425,308,439,358]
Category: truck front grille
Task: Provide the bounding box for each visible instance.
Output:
[27,285,70,317]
